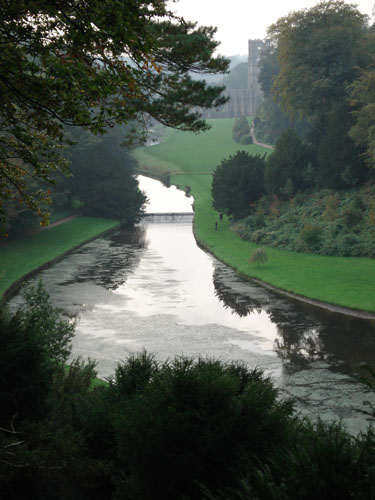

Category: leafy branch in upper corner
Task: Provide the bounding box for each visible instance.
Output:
[0,1,229,232]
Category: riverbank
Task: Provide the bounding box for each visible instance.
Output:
[133,118,375,315]
[0,216,120,300]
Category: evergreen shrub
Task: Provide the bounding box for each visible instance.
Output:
[343,206,363,227]
[240,134,253,145]
[300,224,322,250]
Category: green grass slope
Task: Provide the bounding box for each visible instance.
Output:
[0,216,119,297]
[134,118,375,314]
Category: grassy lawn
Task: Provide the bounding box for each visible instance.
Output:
[0,216,119,297]
[134,118,375,313]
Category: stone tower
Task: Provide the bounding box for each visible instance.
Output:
[247,39,264,115]
[199,38,265,118]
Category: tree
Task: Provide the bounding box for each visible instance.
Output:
[232,116,251,144]
[315,103,369,188]
[264,129,313,196]
[212,151,266,219]
[0,1,229,232]
[268,1,368,123]
[254,42,310,144]
[249,247,268,267]
[65,126,147,225]
[346,24,375,172]
[254,96,310,145]
[0,281,74,426]
[264,1,372,190]
[349,55,375,171]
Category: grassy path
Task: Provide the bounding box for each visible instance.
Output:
[0,216,119,299]
[133,118,375,314]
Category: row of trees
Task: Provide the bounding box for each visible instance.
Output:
[254,0,375,190]
[1,283,375,499]
[0,0,229,234]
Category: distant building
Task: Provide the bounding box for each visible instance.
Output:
[203,39,264,118]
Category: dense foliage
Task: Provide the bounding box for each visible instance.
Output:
[63,126,147,225]
[211,151,266,219]
[253,96,310,145]
[264,129,313,197]
[1,284,375,499]
[349,52,375,171]
[219,1,375,259]
[254,0,373,191]
[0,0,229,231]
[254,43,310,144]
[236,185,375,258]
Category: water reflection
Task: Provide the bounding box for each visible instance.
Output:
[213,266,264,317]
[60,226,148,290]
[212,263,375,376]
[138,175,193,213]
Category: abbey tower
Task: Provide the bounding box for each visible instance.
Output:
[247,39,264,116]
[203,39,264,118]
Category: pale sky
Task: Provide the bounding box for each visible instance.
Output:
[168,0,374,55]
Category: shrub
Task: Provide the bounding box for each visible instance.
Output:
[368,210,375,226]
[336,233,361,256]
[293,238,309,253]
[343,206,363,227]
[264,129,313,197]
[323,194,340,221]
[232,116,251,143]
[252,230,265,244]
[319,239,339,256]
[240,134,253,145]
[160,170,171,187]
[249,247,268,267]
[112,355,293,500]
[0,281,74,425]
[209,420,375,500]
[353,195,366,211]
[300,224,322,249]
[254,209,265,227]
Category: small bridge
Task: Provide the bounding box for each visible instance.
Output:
[144,212,194,217]
[142,212,194,222]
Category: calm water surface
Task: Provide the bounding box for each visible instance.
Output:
[10,176,375,434]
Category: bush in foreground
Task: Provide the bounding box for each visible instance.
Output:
[1,284,375,499]
[110,354,294,499]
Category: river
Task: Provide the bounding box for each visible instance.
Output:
[9,176,375,434]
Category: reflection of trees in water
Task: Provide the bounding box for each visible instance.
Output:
[111,225,149,248]
[213,265,264,317]
[274,328,326,371]
[212,263,375,374]
[62,227,148,290]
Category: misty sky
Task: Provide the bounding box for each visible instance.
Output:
[168,0,374,55]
